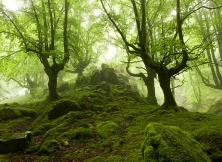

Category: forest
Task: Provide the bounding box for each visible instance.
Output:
[0,0,222,161]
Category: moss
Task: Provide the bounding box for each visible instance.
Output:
[141,122,211,162]
[106,103,120,112]
[0,155,9,162]
[38,140,59,155]
[44,123,66,138]
[150,106,188,116]
[106,155,124,162]
[84,156,105,162]
[96,120,118,138]
[193,126,222,161]
[59,127,93,140]
[0,107,35,120]
[63,153,71,159]
[85,143,97,151]
[72,149,88,160]
[32,123,54,136]
[26,141,41,153]
[37,156,50,162]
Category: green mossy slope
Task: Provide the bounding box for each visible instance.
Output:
[0,81,222,161]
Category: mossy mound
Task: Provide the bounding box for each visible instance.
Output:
[141,122,211,162]
[37,140,59,155]
[96,120,118,138]
[0,107,35,120]
[193,126,222,161]
[59,127,93,140]
[207,99,222,115]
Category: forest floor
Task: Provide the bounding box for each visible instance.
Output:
[0,83,222,162]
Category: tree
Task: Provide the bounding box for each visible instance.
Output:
[192,1,222,90]
[126,54,157,105]
[101,0,222,108]
[0,0,70,101]
[100,0,188,107]
[65,1,105,77]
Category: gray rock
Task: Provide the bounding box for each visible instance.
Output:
[0,131,32,154]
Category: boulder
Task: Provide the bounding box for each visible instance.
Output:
[0,131,32,154]
[101,68,119,84]
[90,66,119,85]
[0,108,35,121]
[141,122,211,162]
[48,100,81,120]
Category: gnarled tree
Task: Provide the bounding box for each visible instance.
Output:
[0,0,70,101]
[101,0,219,108]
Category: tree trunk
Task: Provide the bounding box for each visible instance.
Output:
[158,67,177,107]
[145,68,157,104]
[48,71,59,101]
[44,63,63,101]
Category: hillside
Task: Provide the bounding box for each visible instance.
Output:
[0,70,222,162]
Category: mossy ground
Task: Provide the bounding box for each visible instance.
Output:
[0,84,222,161]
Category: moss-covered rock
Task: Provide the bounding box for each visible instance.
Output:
[59,127,93,140]
[101,67,119,84]
[96,120,118,138]
[0,107,35,120]
[0,131,32,154]
[141,122,211,162]
[37,140,59,155]
[48,100,81,119]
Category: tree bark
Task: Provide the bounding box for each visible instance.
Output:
[158,67,177,107]
[48,72,59,101]
[44,64,64,101]
[146,68,157,104]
